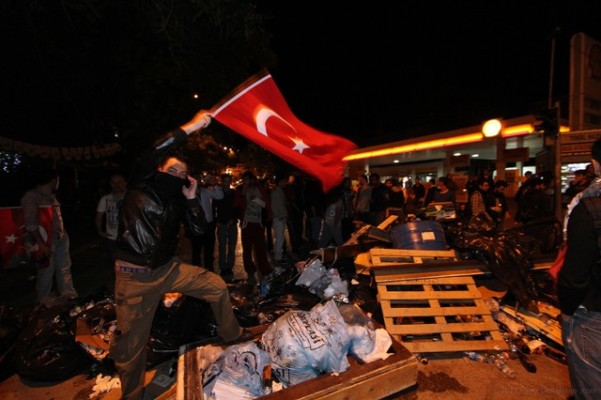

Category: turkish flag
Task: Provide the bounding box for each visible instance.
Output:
[211,71,357,192]
[0,206,53,269]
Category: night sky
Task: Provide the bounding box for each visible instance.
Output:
[261,1,601,146]
[2,1,601,149]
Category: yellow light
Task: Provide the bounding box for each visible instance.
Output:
[502,124,535,137]
[482,119,502,138]
[344,132,483,161]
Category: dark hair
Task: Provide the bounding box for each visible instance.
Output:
[35,167,59,186]
[242,171,254,179]
[494,180,508,188]
[477,176,490,186]
[158,147,189,169]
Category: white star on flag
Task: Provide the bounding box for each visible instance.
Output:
[5,234,17,244]
[291,137,309,154]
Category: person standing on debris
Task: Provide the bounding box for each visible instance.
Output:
[111,110,245,400]
[21,167,78,305]
[95,173,127,261]
[558,138,601,400]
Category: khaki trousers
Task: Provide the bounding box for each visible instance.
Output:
[110,258,241,400]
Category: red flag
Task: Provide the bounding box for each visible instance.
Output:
[211,71,357,192]
[0,206,53,269]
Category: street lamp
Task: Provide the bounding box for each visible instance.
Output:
[482,119,503,138]
[482,118,506,180]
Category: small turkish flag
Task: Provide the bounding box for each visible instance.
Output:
[212,71,357,192]
[0,206,53,269]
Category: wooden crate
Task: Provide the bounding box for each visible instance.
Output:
[376,276,508,353]
[167,326,418,400]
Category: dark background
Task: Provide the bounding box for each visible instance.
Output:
[1,1,600,154]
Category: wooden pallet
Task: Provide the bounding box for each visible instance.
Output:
[500,304,563,346]
[371,248,458,266]
[365,248,554,281]
[376,276,508,353]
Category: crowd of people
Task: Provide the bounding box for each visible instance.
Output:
[16,107,601,398]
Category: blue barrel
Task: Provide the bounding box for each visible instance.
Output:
[390,221,447,250]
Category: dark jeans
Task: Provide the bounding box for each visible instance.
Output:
[190,221,217,270]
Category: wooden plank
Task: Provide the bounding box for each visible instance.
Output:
[344,224,372,245]
[376,215,399,230]
[310,239,381,264]
[397,339,508,354]
[370,248,457,265]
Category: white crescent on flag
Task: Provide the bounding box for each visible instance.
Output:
[255,106,296,136]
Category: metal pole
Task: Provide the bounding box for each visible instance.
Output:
[554,102,562,221]
[548,30,557,109]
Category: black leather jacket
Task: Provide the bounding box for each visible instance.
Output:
[114,129,206,268]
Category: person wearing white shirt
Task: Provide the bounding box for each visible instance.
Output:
[189,175,223,270]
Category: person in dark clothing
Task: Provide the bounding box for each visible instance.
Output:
[489,180,509,231]
[385,177,405,208]
[412,177,426,207]
[514,171,533,206]
[558,137,601,399]
[424,176,456,207]
[213,173,237,281]
[516,175,553,223]
[111,110,244,399]
[563,169,590,207]
[234,171,271,284]
[369,172,390,226]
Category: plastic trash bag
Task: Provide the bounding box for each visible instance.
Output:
[15,303,91,382]
[295,258,349,301]
[456,227,539,311]
[202,341,270,399]
[261,300,351,387]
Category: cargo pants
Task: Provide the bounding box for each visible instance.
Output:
[110,258,242,400]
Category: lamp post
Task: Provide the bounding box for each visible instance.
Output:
[482,119,506,180]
